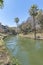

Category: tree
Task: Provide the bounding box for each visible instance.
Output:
[19,22,32,34]
[14,17,19,34]
[0,0,4,8]
[36,10,43,31]
[29,4,38,39]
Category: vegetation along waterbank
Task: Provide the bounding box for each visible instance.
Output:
[19,33,43,40]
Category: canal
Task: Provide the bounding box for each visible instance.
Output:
[4,36,43,65]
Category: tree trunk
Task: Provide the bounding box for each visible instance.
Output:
[16,23,18,39]
[33,16,36,40]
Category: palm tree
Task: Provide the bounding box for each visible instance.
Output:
[14,17,19,34]
[0,0,4,8]
[29,4,38,39]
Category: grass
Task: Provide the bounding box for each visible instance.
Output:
[0,39,4,46]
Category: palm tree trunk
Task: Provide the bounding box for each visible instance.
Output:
[33,16,36,40]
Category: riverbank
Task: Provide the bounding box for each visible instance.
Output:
[0,35,20,65]
[0,40,10,65]
[19,33,43,40]
[0,33,8,40]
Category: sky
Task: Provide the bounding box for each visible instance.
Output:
[0,0,43,27]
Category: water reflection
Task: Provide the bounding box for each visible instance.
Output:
[35,40,41,50]
[5,36,30,65]
[5,36,43,65]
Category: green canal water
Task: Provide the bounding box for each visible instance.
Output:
[4,36,43,65]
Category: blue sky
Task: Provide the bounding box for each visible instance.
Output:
[0,0,43,27]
